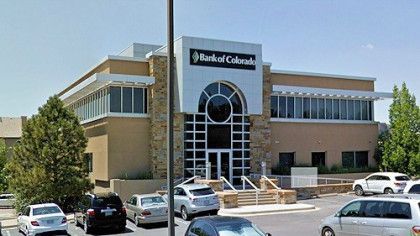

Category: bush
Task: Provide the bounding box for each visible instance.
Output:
[271,163,379,175]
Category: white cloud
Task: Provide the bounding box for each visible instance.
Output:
[362,43,374,50]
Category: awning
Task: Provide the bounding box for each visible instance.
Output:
[272,85,392,100]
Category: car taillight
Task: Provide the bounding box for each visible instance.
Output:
[141,210,151,216]
[31,221,39,226]
[413,226,420,235]
[87,209,95,216]
[61,217,67,224]
[394,182,403,186]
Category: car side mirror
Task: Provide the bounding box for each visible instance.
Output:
[335,211,341,217]
[17,212,22,216]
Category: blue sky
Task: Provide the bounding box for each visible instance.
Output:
[0,0,419,123]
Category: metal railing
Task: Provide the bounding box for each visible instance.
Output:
[220,176,238,192]
[251,174,354,188]
[179,176,200,186]
[241,175,260,205]
[261,175,280,204]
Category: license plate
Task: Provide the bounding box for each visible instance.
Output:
[47,220,54,224]
[105,211,113,216]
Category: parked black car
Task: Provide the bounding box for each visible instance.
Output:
[74,192,126,233]
[185,216,271,236]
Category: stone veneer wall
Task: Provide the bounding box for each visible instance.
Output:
[148,55,184,179]
[249,65,272,174]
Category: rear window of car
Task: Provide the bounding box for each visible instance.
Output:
[141,197,166,207]
[395,175,410,181]
[383,201,411,219]
[93,196,122,208]
[409,184,420,193]
[32,206,61,216]
[189,187,215,196]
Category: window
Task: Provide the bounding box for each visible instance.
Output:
[340,201,361,217]
[270,96,278,118]
[312,152,326,166]
[189,221,215,236]
[355,100,361,120]
[128,196,137,206]
[340,100,347,120]
[408,184,420,194]
[361,201,383,218]
[110,86,122,112]
[348,100,355,120]
[342,151,369,168]
[295,97,302,118]
[279,153,294,168]
[368,101,373,121]
[361,101,368,120]
[122,87,133,113]
[287,97,294,118]
[189,188,215,196]
[383,202,412,219]
[395,175,410,181]
[84,153,93,173]
[318,98,325,119]
[279,96,286,118]
[133,88,144,113]
[326,99,333,119]
[310,98,318,119]
[333,99,339,119]
[303,98,310,119]
[174,188,186,196]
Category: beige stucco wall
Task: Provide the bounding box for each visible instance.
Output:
[84,120,109,181]
[110,179,167,202]
[270,122,379,169]
[271,73,375,91]
[107,117,151,180]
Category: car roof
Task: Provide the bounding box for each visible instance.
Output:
[194,216,251,227]
[30,203,59,209]
[178,184,210,190]
[88,192,119,198]
[369,172,408,177]
[370,194,420,201]
[134,193,163,198]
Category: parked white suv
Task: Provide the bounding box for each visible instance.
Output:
[319,194,420,236]
[353,172,411,196]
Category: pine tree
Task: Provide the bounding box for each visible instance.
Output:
[6,95,93,211]
[382,83,420,176]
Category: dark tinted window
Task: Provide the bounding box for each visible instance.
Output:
[312,152,326,167]
[341,201,361,217]
[395,175,410,181]
[279,96,286,118]
[318,99,325,119]
[174,188,186,196]
[342,152,354,168]
[215,221,265,235]
[367,175,378,181]
[361,201,383,218]
[377,175,390,181]
[287,97,294,118]
[270,96,278,118]
[295,97,302,118]
[122,87,132,113]
[93,196,122,208]
[303,98,310,119]
[189,221,215,236]
[33,206,61,216]
[355,151,368,168]
[383,202,411,219]
[409,184,420,194]
[133,88,144,113]
[279,153,294,168]
[110,86,121,112]
[190,188,214,196]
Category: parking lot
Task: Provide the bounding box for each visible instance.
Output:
[1,194,358,236]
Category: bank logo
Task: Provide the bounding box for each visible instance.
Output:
[192,50,200,63]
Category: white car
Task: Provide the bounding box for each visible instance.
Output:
[17,203,68,236]
[0,194,15,208]
[319,194,420,236]
[353,172,411,196]
[404,180,420,194]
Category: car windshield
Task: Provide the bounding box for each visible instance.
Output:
[190,188,214,196]
[216,222,265,236]
[93,196,122,208]
[141,197,166,207]
[32,206,61,216]
[395,175,410,181]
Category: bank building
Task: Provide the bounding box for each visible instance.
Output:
[59,36,392,191]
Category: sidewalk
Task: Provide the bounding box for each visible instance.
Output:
[218,203,316,217]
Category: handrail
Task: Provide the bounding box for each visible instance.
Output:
[179,176,200,186]
[262,175,281,190]
[220,176,238,192]
[241,176,260,205]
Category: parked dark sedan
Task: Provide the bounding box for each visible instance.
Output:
[74,192,126,234]
[185,216,271,236]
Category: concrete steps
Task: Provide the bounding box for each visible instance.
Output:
[237,190,277,206]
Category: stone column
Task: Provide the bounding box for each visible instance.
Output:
[249,65,272,174]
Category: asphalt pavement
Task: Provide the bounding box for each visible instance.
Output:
[1,194,358,236]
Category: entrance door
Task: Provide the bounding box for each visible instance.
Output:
[206,150,232,182]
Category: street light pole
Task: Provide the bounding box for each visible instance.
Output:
[167,0,175,235]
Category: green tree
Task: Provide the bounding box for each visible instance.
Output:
[0,139,8,193]
[382,83,420,176]
[374,130,390,171]
[6,95,92,211]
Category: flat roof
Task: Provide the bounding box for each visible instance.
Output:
[271,69,376,81]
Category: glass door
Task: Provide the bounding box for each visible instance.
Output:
[206,150,232,182]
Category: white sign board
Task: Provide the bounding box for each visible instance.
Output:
[291,167,318,188]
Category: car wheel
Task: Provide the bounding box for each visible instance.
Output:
[83,219,91,234]
[354,185,364,196]
[322,227,335,236]
[181,206,191,221]
[384,188,394,194]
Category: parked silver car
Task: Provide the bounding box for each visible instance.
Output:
[165,184,219,221]
[319,194,420,236]
[125,194,168,226]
